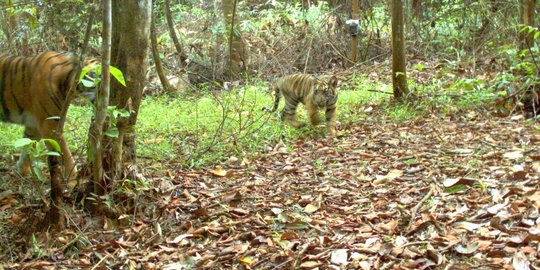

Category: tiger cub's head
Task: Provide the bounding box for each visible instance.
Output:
[312,75,338,108]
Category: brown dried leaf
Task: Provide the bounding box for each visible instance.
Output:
[300,261,322,269]
[304,204,319,213]
[330,249,348,265]
[512,252,531,270]
[503,151,523,160]
[454,242,480,254]
[210,166,232,177]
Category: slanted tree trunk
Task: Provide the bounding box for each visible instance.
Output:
[222,0,246,78]
[103,0,151,178]
[519,0,536,50]
[165,0,187,63]
[151,4,173,93]
[391,0,408,101]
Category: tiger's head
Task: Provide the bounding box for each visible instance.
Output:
[313,75,338,108]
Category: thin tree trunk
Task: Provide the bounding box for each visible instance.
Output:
[222,0,246,78]
[391,0,408,101]
[91,0,112,194]
[151,5,173,93]
[350,0,359,64]
[519,0,536,50]
[47,155,64,229]
[411,0,421,18]
[165,0,187,63]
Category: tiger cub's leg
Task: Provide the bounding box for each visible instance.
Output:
[16,127,39,176]
[306,103,322,127]
[325,105,337,135]
[281,100,305,128]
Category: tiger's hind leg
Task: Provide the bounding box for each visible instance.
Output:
[280,100,306,128]
[39,120,78,180]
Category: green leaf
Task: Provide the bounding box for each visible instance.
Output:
[110,66,127,86]
[32,167,44,181]
[45,151,60,157]
[81,78,97,88]
[42,139,61,152]
[45,151,61,157]
[444,184,467,194]
[13,138,35,148]
[105,127,119,138]
[79,66,95,82]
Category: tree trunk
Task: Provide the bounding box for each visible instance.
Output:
[222,0,246,78]
[519,0,536,50]
[391,0,408,101]
[302,0,317,8]
[90,0,112,194]
[350,0,359,64]
[165,0,188,63]
[411,0,421,18]
[47,155,64,230]
[103,0,151,178]
[151,5,174,93]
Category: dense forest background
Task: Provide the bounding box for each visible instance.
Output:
[2,1,535,86]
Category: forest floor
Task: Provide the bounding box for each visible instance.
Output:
[2,109,540,269]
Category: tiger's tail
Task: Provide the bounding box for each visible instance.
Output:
[262,84,281,113]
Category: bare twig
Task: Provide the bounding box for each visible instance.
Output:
[405,184,435,232]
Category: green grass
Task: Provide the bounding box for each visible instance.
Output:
[0,73,497,170]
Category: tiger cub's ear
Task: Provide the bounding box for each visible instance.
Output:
[329,76,338,89]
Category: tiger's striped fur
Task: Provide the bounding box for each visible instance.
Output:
[0,51,88,179]
[263,74,338,135]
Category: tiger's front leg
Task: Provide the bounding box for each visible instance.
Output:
[325,106,337,135]
[306,104,322,127]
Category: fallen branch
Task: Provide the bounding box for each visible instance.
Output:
[405,184,435,233]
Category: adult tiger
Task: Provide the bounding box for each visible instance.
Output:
[263,74,339,135]
[0,51,89,179]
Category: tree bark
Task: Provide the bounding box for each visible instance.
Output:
[411,0,421,18]
[391,0,408,101]
[47,155,64,229]
[151,5,174,93]
[91,0,112,194]
[350,0,359,64]
[519,0,536,50]
[165,0,188,63]
[104,0,151,177]
[222,0,246,78]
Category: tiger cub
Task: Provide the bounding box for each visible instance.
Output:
[263,74,338,135]
[0,51,92,179]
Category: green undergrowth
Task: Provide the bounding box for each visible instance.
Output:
[0,73,498,170]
